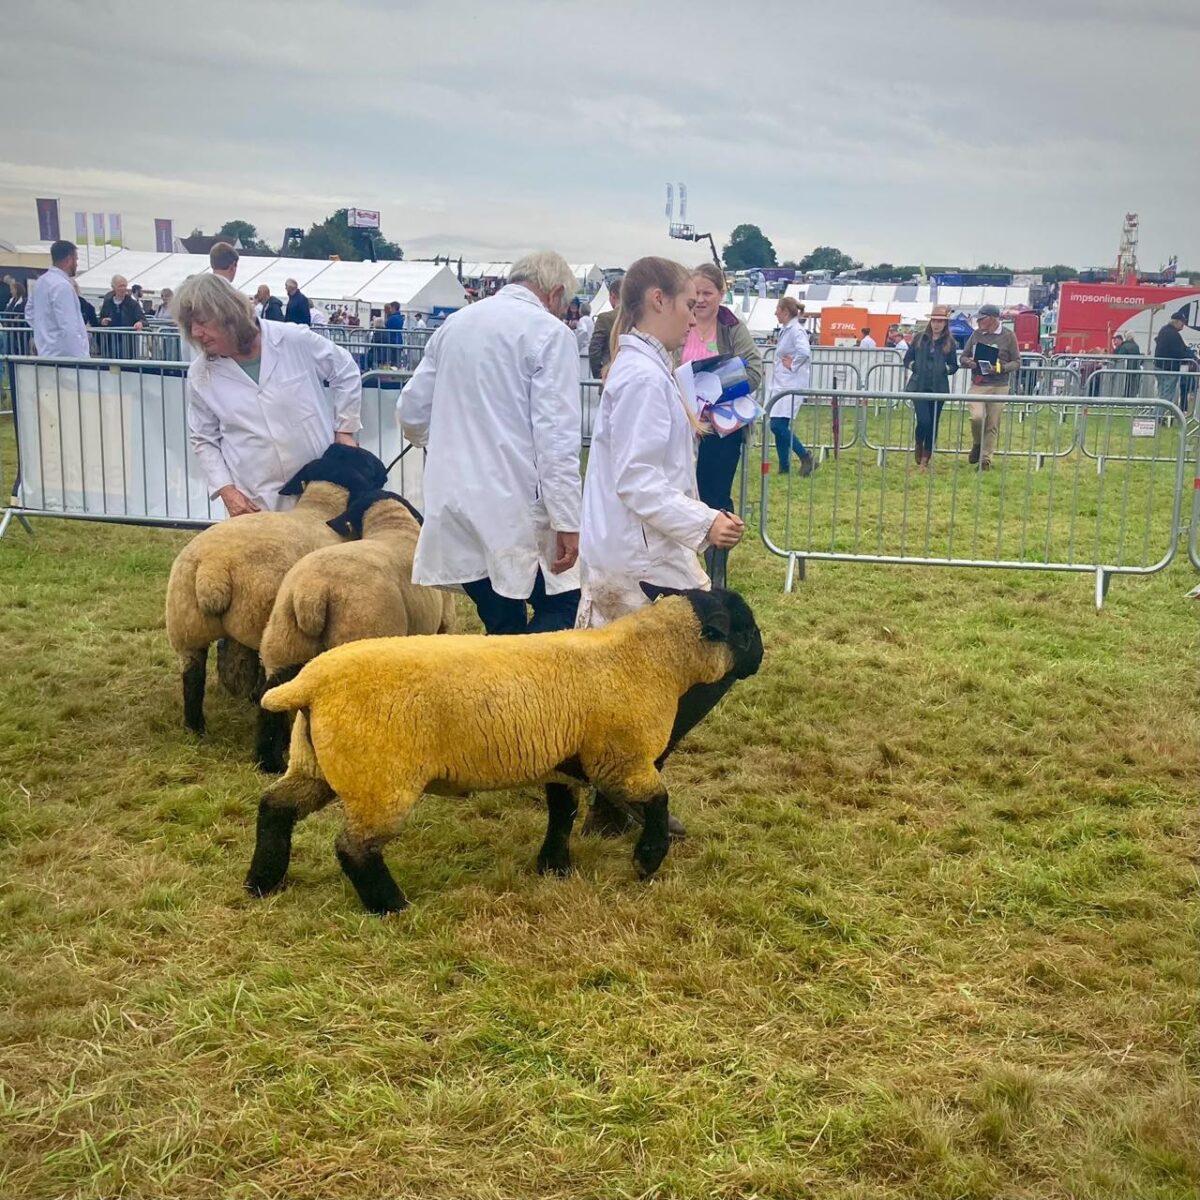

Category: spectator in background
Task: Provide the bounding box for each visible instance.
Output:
[398,250,582,635]
[1153,309,1196,409]
[889,326,909,354]
[384,300,405,337]
[99,273,145,357]
[684,262,762,589]
[3,278,26,316]
[310,302,329,326]
[130,283,153,318]
[285,279,312,325]
[1114,331,1142,398]
[411,311,427,330]
[76,281,98,329]
[27,240,89,358]
[209,241,239,284]
[588,274,624,379]
[155,288,174,318]
[960,303,1019,470]
[0,275,11,310]
[255,284,284,322]
[904,304,959,469]
[859,327,877,349]
[575,301,593,353]
[769,296,816,476]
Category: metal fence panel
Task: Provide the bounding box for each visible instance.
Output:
[759,386,1186,607]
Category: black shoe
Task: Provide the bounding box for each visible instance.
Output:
[968,445,980,465]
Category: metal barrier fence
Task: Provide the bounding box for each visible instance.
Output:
[3,357,1196,607]
[758,387,1187,608]
[0,358,427,538]
[316,323,432,371]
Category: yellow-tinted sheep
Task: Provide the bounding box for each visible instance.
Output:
[244,587,763,914]
[254,491,455,770]
[164,444,387,747]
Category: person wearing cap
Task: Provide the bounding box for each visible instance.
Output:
[1152,309,1197,409]
[960,304,1019,470]
[904,305,959,468]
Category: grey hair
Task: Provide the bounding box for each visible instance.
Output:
[173,274,258,355]
[111,275,128,289]
[509,251,577,299]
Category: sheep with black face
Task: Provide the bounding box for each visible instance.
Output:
[245,585,763,914]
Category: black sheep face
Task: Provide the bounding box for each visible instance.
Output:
[640,583,764,681]
[327,490,424,538]
[279,444,389,497]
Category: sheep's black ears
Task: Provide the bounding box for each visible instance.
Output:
[278,463,311,496]
[639,582,686,601]
[327,513,355,537]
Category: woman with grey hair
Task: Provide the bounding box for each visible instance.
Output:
[174,274,362,516]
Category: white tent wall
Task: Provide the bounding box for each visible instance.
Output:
[126,254,215,294]
[231,258,337,298]
[352,263,467,311]
[74,250,174,294]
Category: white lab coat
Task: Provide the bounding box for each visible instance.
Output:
[398,284,582,597]
[26,266,89,358]
[186,319,362,512]
[577,335,717,628]
[770,318,811,419]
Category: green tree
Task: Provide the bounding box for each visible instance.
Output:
[215,220,275,256]
[722,224,777,271]
[1028,264,1078,283]
[798,246,861,274]
[288,209,403,262]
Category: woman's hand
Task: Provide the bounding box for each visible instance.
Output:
[707,511,745,550]
[218,485,260,517]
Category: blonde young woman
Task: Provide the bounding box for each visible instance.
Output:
[903,304,960,468]
[681,263,762,588]
[578,255,744,842]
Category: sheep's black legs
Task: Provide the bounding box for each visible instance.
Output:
[633,790,671,880]
[245,803,296,896]
[255,668,299,774]
[537,783,578,876]
[336,832,407,915]
[181,649,207,734]
[245,775,335,897]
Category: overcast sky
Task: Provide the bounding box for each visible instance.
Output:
[3,0,1197,270]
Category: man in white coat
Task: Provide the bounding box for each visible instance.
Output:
[27,240,89,359]
[398,251,582,634]
[173,274,362,516]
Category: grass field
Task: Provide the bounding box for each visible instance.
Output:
[1,412,1199,1199]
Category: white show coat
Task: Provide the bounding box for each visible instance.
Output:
[770,318,812,419]
[578,335,718,628]
[398,284,582,598]
[187,320,362,512]
[27,266,89,358]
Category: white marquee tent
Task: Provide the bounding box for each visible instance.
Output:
[71,251,467,312]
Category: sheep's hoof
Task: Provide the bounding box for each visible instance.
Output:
[336,844,408,915]
[245,804,296,896]
[536,848,573,877]
[256,752,286,775]
[245,873,287,898]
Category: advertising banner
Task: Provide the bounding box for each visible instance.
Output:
[1056,283,1200,353]
[93,213,106,245]
[154,218,174,253]
[74,211,88,244]
[36,198,61,241]
[108,213,123,247]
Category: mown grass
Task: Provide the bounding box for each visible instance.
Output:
[1,412,1199,1199]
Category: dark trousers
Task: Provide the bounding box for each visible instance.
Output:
[462,570,580,636]
[913,398,946,450]
[695,427,746,512]
[769,416,808,472]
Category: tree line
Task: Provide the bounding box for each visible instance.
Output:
[189,210,403,262]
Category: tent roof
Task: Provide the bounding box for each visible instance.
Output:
[352,262,467,308]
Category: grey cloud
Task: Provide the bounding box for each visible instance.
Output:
[2,0,1197,270]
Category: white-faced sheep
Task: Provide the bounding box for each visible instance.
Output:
[254,490,456,770]
[164,443,388,749]
[244,586,763,914]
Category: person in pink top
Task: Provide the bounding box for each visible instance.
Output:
[684,263,762,588]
